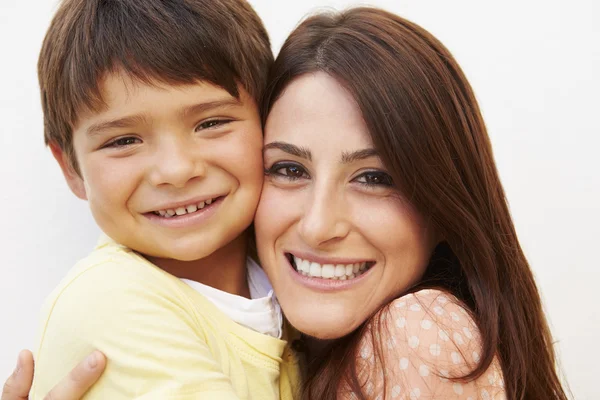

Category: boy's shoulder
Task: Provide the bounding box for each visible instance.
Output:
[42,235,194,323]
[32,240,261,400]
[60,234,173,287]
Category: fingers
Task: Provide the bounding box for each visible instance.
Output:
[2,350,35,400]
[43,351,106,400]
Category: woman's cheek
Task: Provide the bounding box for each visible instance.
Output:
[351,195,429,255]
[256,185,288,239]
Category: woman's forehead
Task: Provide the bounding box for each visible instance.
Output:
[264,72,370,147]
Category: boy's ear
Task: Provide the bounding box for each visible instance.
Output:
[49,142,87,200]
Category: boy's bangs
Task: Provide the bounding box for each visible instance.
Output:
[63,1,242,122]
[39,0,272,162]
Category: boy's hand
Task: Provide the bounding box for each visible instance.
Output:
[2,350,106,400]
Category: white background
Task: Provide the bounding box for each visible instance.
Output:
[1,0,598,398]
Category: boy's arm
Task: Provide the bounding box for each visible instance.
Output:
[32,261,241,400]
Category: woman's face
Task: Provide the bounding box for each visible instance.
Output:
[255,72,437,339]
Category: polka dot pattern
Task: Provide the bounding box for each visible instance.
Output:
[408,336,419,349]
[399,357,409,370]
[438,329,450,341]
[351,289,505,399]
[420,319,432,330]
[451,351,462,364]
[396,317,407,328]
[453,383,464,395]
[409,387,421,399]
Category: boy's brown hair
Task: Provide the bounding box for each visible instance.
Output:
[38,0,272,171]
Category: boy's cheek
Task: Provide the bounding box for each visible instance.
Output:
[212,133,263,174]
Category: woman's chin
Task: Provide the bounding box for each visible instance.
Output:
[288,312,360,340]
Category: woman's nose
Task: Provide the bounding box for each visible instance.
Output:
[298,183,350,248]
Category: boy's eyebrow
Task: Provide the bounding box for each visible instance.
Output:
[85,98,242,137]
[86,114,149,137]
[263,141,312,160]
[341,148,379,163]
[180,98,242,119]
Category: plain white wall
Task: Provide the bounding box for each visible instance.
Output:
[1,0,598,398]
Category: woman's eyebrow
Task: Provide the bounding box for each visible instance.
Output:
[341,148,379,163]
[263,141,312,160]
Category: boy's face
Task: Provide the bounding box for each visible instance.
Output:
[55,71,263,262]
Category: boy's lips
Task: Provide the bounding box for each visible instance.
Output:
[147,194,226,214]
[143,196,224,228]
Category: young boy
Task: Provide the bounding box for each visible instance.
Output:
[31,0,301,399]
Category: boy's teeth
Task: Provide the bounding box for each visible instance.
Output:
[155,198,217,217]
[292,256,370,280]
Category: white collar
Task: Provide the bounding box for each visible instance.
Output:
[181,258,282,338]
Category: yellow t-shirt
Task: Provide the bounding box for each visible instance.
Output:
[31,237,302,399]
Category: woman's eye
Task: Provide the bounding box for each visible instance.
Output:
[279,165,306,178]
[105,137,141,148]
[354,171,394,187]
[195,119,231,131]
[266,163,309,180]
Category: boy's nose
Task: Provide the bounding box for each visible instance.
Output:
[148,139,205,188]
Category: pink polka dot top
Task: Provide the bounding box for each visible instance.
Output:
[351,289,505,400]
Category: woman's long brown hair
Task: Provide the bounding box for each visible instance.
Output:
[261,7,568,400]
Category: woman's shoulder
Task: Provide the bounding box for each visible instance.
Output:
[389,288,470,314]
[380,289,481,363]
[356,289,505,399]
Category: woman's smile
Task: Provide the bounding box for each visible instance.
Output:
[287,252,375,280]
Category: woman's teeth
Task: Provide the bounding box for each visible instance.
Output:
[292,255,370,280]
[153,198,216,217]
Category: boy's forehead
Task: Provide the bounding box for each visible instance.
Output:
[73,71,257,132]
[98,71,236,107]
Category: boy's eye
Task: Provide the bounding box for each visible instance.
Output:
[104,136,141,148]
[353,171,394,187]
[195,119,232,131]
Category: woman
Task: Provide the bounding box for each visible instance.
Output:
[3,7,567,400]
[255,8,566,399]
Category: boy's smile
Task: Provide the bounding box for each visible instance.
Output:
[144,195,225,228]
[55,71,264,279]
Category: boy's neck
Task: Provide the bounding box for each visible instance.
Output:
[145,232,251,299]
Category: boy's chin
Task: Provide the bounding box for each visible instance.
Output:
[122,234,216,260]
[142,247,215,262]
